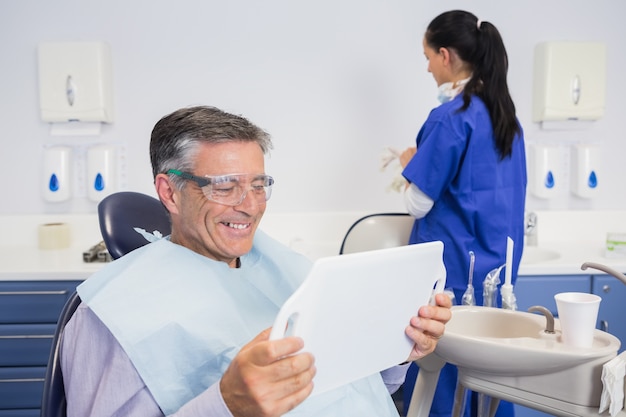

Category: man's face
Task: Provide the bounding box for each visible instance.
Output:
[169,141,267,267]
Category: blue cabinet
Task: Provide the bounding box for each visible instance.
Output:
[511,275,591,417]
[513,274,592,316]
[511,273,625,417]
[513,272,625,353]
[592,274,626,353]
[0,281,81,416]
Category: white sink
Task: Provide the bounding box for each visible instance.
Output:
[521,246,560,264]
[436,305,619,376]
[434,305,620,409]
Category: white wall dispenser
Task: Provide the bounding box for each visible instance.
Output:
[86,145,118,202]
[528,144,560,199]
[570,144,600,199]
[43,146,72,202]
[533,41,606,124]
[38,41,114,124]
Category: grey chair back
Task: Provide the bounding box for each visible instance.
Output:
[339,213,413,255]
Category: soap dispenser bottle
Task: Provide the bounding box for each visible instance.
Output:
[43,146,72,202]
[87,144,117,201]
[528,144,560,199]
[571,144,600,198]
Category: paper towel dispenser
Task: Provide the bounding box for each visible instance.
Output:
[38,41,114,123]
[532,41,606,122]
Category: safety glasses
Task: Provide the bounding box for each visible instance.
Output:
[167,169,274,206]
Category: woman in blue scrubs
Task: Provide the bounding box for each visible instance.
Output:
[399,10,527,417]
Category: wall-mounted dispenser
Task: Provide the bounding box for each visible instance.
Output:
[532,42,606,123]
[87,145,118,202]
[528,144,560,199]
[570,144,600,199]
[43,146,72,202]
[38,41,114,123]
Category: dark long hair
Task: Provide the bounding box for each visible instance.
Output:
[425,10,520,159]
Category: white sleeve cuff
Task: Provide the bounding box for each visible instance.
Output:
[404,183,434,219]
[381,363,411,394]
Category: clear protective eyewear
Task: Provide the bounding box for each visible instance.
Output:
[167,169,274,206]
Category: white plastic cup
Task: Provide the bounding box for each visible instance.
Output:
[554,292,601,348]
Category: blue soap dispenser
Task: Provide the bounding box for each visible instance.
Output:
[571,144,600,198]
[529,144,560,199]
[43,146,72,202]
[87,145,118,202]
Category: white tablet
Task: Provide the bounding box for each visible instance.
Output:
[270,240,446,396]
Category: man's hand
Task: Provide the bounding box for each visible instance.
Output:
[220,328,316,417]
[405,292,452,361]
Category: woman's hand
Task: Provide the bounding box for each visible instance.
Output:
[399,147,417,168]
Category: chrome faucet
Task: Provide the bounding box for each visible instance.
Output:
[524,212,538,247]
[581,262,626,285]
[528,305,555,334]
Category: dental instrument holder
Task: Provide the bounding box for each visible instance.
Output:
[501,237,517,311]
[451,264,505,417]
[461,251,476,306]
[483,264,504,308]
[473,261,513,417]
[501,286,517,311]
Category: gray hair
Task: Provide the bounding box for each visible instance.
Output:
[149,106,273,189]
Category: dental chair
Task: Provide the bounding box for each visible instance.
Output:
[339,213,413,255]
[39,191,171,417]
[39,291,81,417]
[97,191,171,260]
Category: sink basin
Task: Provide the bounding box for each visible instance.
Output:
[435,306,621,409]
[521,247,560,264]
[435,305,620,376]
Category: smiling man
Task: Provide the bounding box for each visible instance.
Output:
[61,105,452,417]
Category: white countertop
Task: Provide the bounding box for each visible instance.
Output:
[518,242,626,276]
[1,210,625,281]
[0,247,105,280]
[0,214,106,280]
[517,210,626,276]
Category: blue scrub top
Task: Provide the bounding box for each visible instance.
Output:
[402,94,527,303]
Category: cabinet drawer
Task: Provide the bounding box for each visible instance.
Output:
[0,410,41,417]
[0,281,81,324]
[0,324,55,366]
[514,275,591,316]
[0,408,41,417]
[0,367,45,409]
[592,274,626,353]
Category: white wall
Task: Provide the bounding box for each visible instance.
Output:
[1,0,625,215]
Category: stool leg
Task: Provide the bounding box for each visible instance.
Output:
[406,355,446,417]
[452,379,468,417]
[489,397,500,417]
